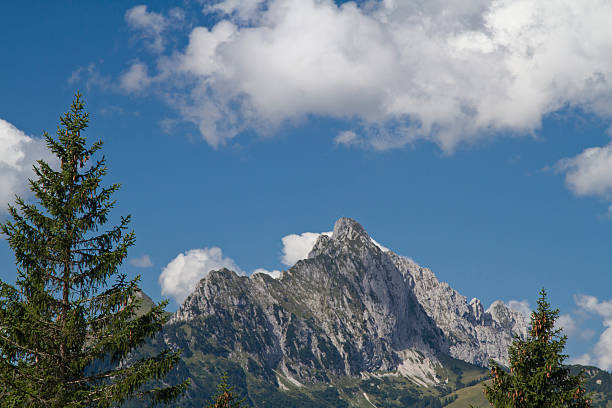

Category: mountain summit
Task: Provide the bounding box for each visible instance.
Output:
[163,218,527,406]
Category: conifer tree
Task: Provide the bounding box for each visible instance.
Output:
[205,373,247,408]
[0,93,187,407]
[483,289,591,408]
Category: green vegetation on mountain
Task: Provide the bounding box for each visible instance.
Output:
[148,278,612,408]
[569,366,612,408]
[139,317,493,408]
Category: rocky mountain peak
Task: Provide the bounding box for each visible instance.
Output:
[469,298,485,322]
[332,217,369,240]
[309,217,381,261]
[167,217,528,392]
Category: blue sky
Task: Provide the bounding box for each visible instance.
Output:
[2,0,612,370]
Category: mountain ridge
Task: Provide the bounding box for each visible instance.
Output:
[128,217,609,407]
[168,218,526,384]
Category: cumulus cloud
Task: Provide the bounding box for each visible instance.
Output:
[556,143,612,201]
[574,294,612,370]
[575,295,612,318]
[158,228,338,304]
[159,247,243,303]
[123,0,612,151]
[252,268,281,279]
[158,227,390,302]
[507,299,531,319]
[556,314,578,336]
[125,5,170,52]
[278,229,390,266]
[129,255,153,268]
[0,119,54,214]
[119,62,153,93]
[281,231,332,266]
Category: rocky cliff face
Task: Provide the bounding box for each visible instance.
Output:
[167,218,526,388]
[389,253,527,366]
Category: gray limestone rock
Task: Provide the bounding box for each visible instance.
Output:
[168,217,527,387]
[388,252,527,366]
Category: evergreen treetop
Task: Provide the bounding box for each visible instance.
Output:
[0,93,187,407]
[205,373,248,408]
[483,288,591,408]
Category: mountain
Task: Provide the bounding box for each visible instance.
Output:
[143,217,536,407]
[388,253,527,367]
[572,365,612,407]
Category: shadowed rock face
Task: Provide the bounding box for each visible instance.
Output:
[167,218,526,385]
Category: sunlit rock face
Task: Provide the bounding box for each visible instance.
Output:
[389,253,527,367]
[168,217,526,386]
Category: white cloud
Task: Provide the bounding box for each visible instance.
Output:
[593,326,612,370]
[281,231,332,266]
[574,294,612,370]
[156,226,390,300]
[508,299,531,321]
[570,353,593,366]
[68,62,113,92]
[252,268,281,279]
[129,255,153,268]
[0,119,54,214]
[556,143,612,200]
[119,62,153,93]
[159,247,243,303]
[125,5,169,52]
[157,226,388,302]
[556,314,578,336]
[279,230,389,266]
[126,0,612,151]
[334,130,359,147]
[576,295,612,320]
[507,299,531,319]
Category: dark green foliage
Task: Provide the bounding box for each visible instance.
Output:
[0,94,187,407]
[205,372,248,408]
[316,387,348,407]
[415,396,442,408]
[441,394,458,406]
[483,289,591,407]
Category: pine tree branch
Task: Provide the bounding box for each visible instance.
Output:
[0,332,58,360]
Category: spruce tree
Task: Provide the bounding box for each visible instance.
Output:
[483,289,591,407]
[205,373,247,408]
[0,93,187,407]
